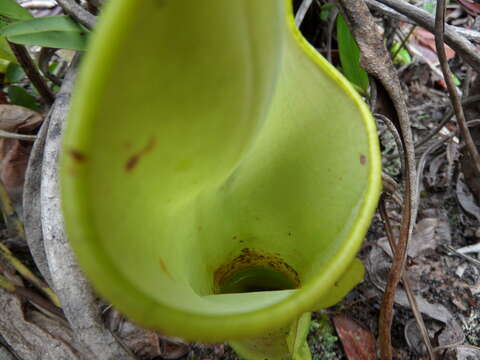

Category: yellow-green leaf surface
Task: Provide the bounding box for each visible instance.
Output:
[0,59,8,73]
[0,36,16,63]
[287,313,312,360]
[61,0,381,351]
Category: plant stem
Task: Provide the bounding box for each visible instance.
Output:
[56,0,96,30]
[0,244,61,307]
[336,2,417,358]
[0,178,25,241]
[8,42,54,105]
[391,25,415,62]
[435,0,480,179]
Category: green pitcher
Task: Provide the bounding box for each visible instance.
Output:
[60,1,382,359]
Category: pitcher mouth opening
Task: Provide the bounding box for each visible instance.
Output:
[214,248,300,294]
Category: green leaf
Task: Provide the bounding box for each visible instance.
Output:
[5,62,25,83]
[319,3,333,22]
[0,59,8,73]
[7,85,39,111]
[0,0,32,29]
[0,36,16,63]
[287,313,312,360]
[422,1,436,14]
[336,14,369,93]
[452,73,461,87]
[0,16,89,50]
[390,42,412,66]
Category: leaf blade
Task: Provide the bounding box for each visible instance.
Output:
[0,36,16,63]
[7,86,39,111]
[0,0,33,29]
[0,16,88,50]
[336,14,369,93]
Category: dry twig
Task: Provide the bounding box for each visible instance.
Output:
[445,245,480,268]
[0,179,25,241]
[379,199,435,359]
[0,130,36,141]
[375,113,405,173]
[365,0,480,43]
[336,2,417,359]
[369,0,480,69]
[0,244,60,307]
[56,0,96,30]
[38,55,136,360]
[39,48,63,86]
[435,0,480,179]
[416,95,480,149]
[8,43,54,105]
[295,0,313,26]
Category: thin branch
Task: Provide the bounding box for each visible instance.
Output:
[382,173,403,206]
[295,0,313,27]
[366,0,480,43]
[39,48,62,86]
[416,94,480,149]
[435,343,480,354]
[379,199,436,360]
[8,43,54,105]
[375,113,405,173]
[336,2,417,359]
[0,273,15,292]
[374,0,480,69]
[0,244,60,307]
[445,245,480,268]
[435,0,480,179]
[0,130,36,141]
[416,135,454,221]
[0,178,25,241]
[326,6,339,63]
[56,0,96,30]
[392,25,416,62]
[462,67,473,97]
[0,273,64,319]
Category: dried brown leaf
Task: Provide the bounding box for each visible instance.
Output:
[456,175,480,222]
[457,0,480,16]
[409,217,450,257]
[413,27,456,60]
[376,217,450,259]
[333,316,376,360]
[404,318,442,356]
[438,319,465,348]
[0,105,43,132]
[116,320,162,359]
[0,289,91,359]
[0,105,43,204]
[159,336,190,360]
